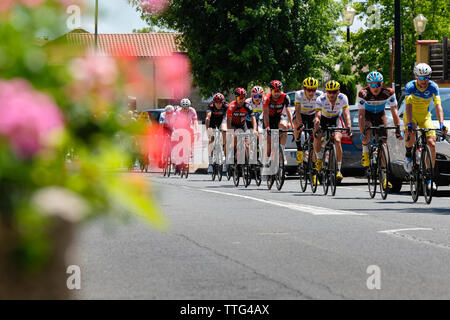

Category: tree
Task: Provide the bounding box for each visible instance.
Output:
[351,0,450,87]
[129,0,344,96]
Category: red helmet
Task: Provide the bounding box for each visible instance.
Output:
[269,80,283,91]
[234,87,247,99]
[251,86,264,95]
[213,93,225,103]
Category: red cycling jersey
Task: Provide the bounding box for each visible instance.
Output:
[227,100,254,129]
[263,92,290,118]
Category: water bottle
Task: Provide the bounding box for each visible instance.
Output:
[416,147,421,165]
[373,149,377,165]
[304,150,309,163]
[325,150,329,164]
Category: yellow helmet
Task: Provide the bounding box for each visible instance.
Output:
[325,80,340,91]
[303,77,318,89]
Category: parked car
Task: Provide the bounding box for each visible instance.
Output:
[387,87,450,191]
[146,108,165,123]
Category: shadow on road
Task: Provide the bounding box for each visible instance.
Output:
[341,206,450,215]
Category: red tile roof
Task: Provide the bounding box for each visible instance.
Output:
[66,33,185,57]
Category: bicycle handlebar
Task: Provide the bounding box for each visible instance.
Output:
[363,126,399,134]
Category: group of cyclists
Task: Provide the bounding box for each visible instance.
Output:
[157,62,447,197]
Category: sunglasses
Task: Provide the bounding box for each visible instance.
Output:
[369,82,382,88]
[305,88,317,92]
[253,94,262,99]
[418,76,430,81]
[327,90,338,94]
[236,96,245,100]
[272,89,281,93]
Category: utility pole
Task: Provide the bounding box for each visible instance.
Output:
[394,0,402,101]
[95,0,98,49]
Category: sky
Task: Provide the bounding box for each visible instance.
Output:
[73,0,365,34]
[79,0,149,34]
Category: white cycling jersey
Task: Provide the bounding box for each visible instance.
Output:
[175,107,198,130]
[294,89,323,115]
[159,112,177,127]
[245,97,263,121]
[315,92,349,118]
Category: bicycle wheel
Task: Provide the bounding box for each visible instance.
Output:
[309,150,318,193]
[328,145,338,196]
[322,150,330,195]
[244,165,251,188]
[410,147,420,203]
[218,164,223,182]
[163,157,167,176]
[254,165,262,186]
[421,145,434,204]
[233,164,240,187]
[378,144,390,200]
[299,162,308,192]
[180,164,184,178]
[275,146,285,191]
[211,163,216,181]
[267,174,274,190]
[367,147,377,199]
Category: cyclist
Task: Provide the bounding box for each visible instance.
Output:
[404,63,447,190]
[313,80,352,181]
[227,88,257,164]
[262,80,293,162]
[174,98,199,173]
[160,105,176,131]
[246,86,265,163]
[159,105,177,168]
[357,71,403,188]
[206,93,228,173]
[294,77,323,162]
[246,86,264,131]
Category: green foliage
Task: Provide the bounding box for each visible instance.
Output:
[129,0,343,95]
[351,0,450,87]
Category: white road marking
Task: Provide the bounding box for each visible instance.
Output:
[378,228,450,251]
[201,189,366,216]
[378,228,433,234]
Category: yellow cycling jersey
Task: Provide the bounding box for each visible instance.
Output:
[405,80,441,116]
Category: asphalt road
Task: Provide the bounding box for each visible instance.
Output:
[74,172,450,300]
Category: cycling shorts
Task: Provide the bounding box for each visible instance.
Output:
[403,110,435,137]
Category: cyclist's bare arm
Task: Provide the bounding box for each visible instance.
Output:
[435,103,444,124]
[406,103,413,125]
[286,105,293,127]
[294,102,302,125]
[205,111,212,129]
[263,106,269,129]
[343,108,351,129]
[314,110,322,130]
[358,108,366,133]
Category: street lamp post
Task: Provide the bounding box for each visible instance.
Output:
[95,0,98,49]
[413,14,428,40]
[343,5,357,47]
[394,0,402,101]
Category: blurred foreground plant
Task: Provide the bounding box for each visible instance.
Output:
[0,0,166,284]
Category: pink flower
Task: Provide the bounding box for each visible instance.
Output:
[70,55,118,88]
[139,0,169,14]
[0,0,80,13]
[0,79,65,158]
[0,0,44,12]
[155,54,191,100]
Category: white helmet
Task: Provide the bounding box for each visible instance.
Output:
[165,105,175,113]
[414,63,432,77]
[180,98,191,108]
